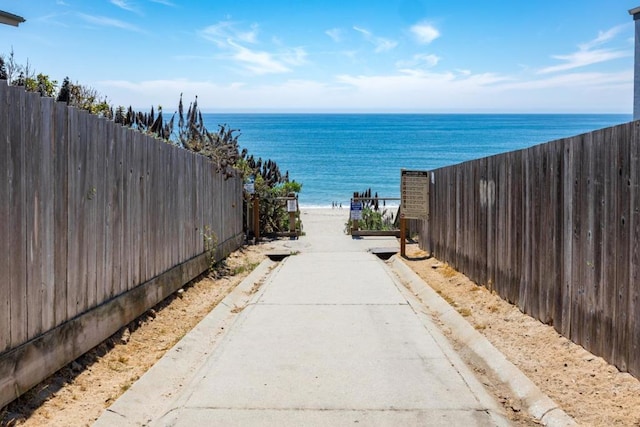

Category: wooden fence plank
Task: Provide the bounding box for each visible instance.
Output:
[25,92,44,339]
[601,126,617,363]
[0,82,10,353]
[548,139,563,326]
[9,87,28,348]
[560,136,574,338]
[95,117,107,307]
[124,129,135,290]
[53,102,69,327]
[103,121,115,299]
[615,123,631,371]
[585,130,599,354]
[39,97,55,332]
[85,112,98,310]
[116,126,127,293]
[72,110,90,317]
[591,129,606,357]
[568,134,582,346]
[512,150,524,307]
[138,133,148,285]
[522,147,535,317]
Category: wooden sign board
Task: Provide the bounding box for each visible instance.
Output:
[401,169,429,220]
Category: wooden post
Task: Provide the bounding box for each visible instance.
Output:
[400,217,406,257]
[351,194,359,234]
[253,195,260,241]
[289,211,296,235]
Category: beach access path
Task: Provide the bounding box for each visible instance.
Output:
[94,209,510,426]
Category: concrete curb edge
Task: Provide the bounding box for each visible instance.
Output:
[390,256,577,427]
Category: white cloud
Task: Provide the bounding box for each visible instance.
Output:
[201,21,258,47]
[410,22,440,45]
[325,28,342,43]
[110,0,139,13]
[229,41,291,75]
[539,49,631,74]
[77,13,145,33]
[539,25,632,74]
[396,53,440,69]
[200,21,306,75]
[579,24,629,50]
[97,67,631,113]
[353,26,398,53]
[148,0,175,6]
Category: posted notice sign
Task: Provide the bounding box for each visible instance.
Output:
[350,201,363,220]
[401,169,429,220]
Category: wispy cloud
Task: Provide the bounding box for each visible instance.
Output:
[410,22,440,45]
[77,13,145,33]
[200,21,306,75]
[35,12,70,27]
[353,26,397,53]
[110,0,139,14]
[580,25,628,50]
[396,53,440,69]
[148,0,176,6]
[201,21,259,47]
[538,24,632,74]
[325,28,342,43]
[228,41,291,74]
[56,0,69,6]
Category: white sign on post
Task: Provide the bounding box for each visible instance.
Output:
[287,199,297,213]
[350,201,363,220]
[401,169,429,220]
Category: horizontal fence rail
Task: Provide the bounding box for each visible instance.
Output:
[0,81,243,408]
[419,120,640,377]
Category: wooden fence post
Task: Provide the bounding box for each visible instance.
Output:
[400,216,406,257]
[253,195,260,241]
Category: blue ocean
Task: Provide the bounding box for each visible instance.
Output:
[203,114,631,207]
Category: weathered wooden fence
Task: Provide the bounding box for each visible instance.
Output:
[0,81,244,408]
[419,120,640,377]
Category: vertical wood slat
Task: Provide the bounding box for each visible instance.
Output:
[53,101,69,327]
[615,123,631,371]
[103,120,115,299]
[85,112,98,310]
[0,82,10,353]
[40,97,55,332]
[9,87,28,347]
[591,129,605,358]
[602,126,617,364]
[628,121,640,377]
[25,92,44,338]
[95,117,107,308]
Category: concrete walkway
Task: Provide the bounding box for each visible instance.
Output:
[95,209,509,426]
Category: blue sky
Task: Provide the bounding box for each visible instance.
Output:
[0,0,638,112]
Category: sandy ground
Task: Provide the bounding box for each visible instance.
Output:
[2,209,640,426]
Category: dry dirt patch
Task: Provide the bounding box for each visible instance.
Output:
[0,245,267,427]
[402,244,640,427]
